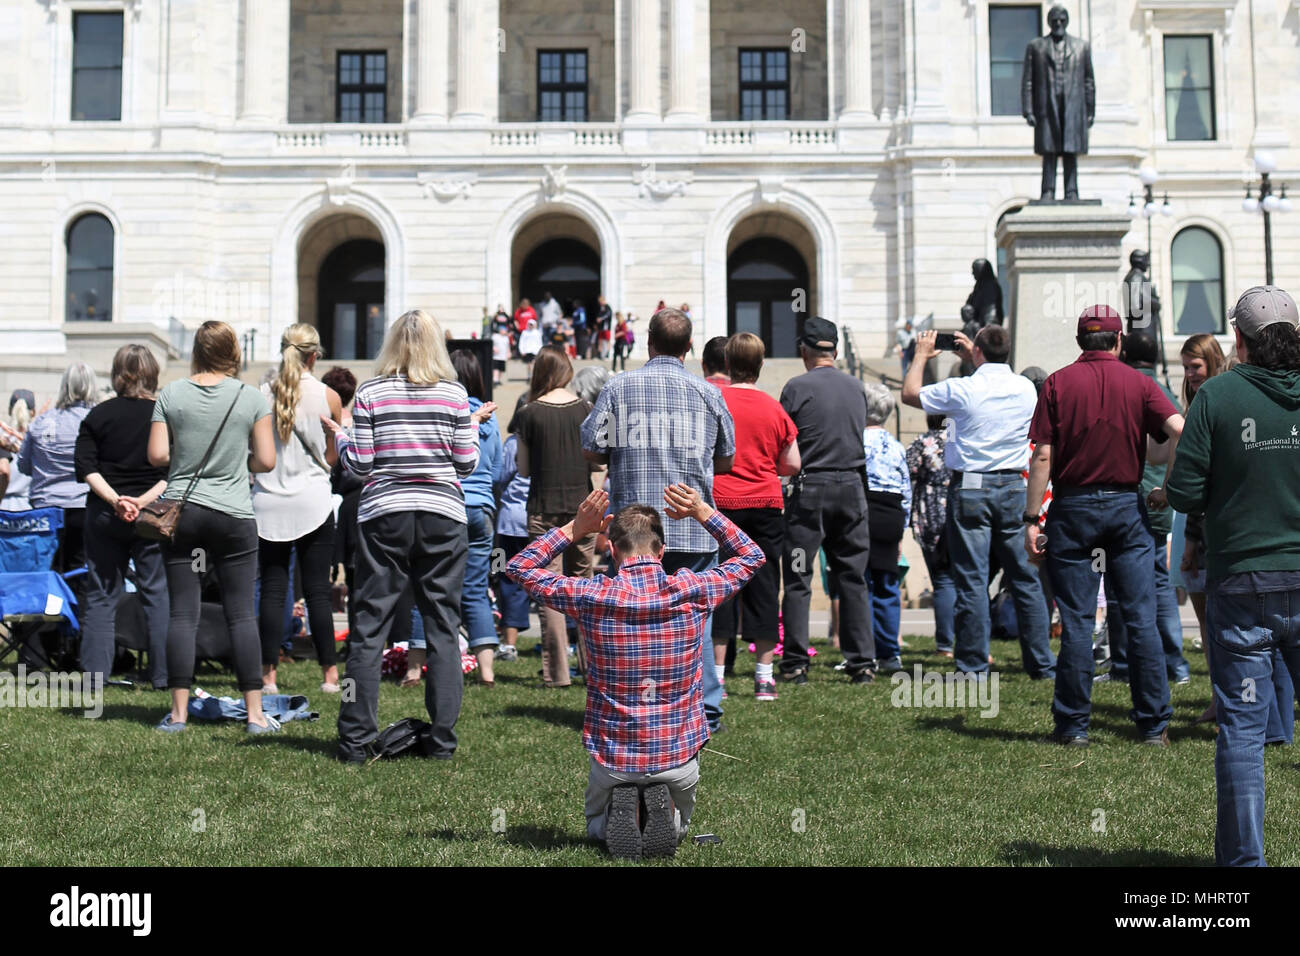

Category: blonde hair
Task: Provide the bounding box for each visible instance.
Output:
[375,309,455,385]
[10,400,31,433]
[270,323,323,443]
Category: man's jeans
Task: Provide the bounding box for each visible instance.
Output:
[1105,532,1191,683]
[663,551,723,732]
[948,473,1054,678]
[870,569,901,661]
[1206,579,1300,866]
[1046,488,1172,739]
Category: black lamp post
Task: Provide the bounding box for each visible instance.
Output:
[1241,151,1292,286]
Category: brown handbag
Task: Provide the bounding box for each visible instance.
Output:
[135,387,245,543]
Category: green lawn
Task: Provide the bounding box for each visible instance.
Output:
[2,635,1298,866]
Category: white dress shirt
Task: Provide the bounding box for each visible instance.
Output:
[918,363,1038,473]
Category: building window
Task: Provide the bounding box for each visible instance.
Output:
[989,6,1040,116]
[72,12,123,121]
[739,49,788,121]
[537,50,587,122]
[1164,35,1215,141]
[336,51,387,123]
[66,214,114,322]
[1172,227,1224,334]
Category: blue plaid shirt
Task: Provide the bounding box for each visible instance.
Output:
[581,356,735,553]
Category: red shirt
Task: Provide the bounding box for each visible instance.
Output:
[513,306,536,334]
[713,385,798,510]
[1028,351,1178,487]
[507,512,765,772]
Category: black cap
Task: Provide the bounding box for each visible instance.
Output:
[800,316,838,350]
[9,389,34,415]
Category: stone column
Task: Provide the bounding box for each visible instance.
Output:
[452,0,489,122]
[841,0,872,119]
[665,0,696,121]
[413,0,449,122]
[626,0,661,121]
[240,0,288,122]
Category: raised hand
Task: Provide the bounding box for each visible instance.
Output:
[664,483,710,522]
[573,488,611,540]
[471,401,498,425]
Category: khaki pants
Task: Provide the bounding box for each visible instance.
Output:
[526,513,597,686]
[585,755,699,842]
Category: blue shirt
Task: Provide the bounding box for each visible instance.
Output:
[494,433,530,537]
[18,405,92,510]
[582,356,735,553]
[864,427,912,514]
[918,363,1037,473]
[462,397,502,512]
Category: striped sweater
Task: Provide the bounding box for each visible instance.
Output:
[335,375,480,525]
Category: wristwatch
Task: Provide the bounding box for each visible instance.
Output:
[1022,512,1040,525]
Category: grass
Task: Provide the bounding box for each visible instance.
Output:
[2,633,1299,866]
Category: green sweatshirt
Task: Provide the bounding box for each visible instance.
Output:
[1166,363,1300,580]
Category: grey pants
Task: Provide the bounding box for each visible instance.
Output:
[781,471,875,675]
[337,510,468,760]
[585,755,699,842]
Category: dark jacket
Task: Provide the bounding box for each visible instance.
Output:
[1021,33,1095,156]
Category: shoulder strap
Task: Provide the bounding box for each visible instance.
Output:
[293,424,332,474]
[178,385,245,505]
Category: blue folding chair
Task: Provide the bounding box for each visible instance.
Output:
[0,508,82,669]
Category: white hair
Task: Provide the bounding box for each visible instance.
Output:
[864,382,896,426]
[57,362,99,410]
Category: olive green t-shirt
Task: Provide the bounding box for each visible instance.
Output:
[152,377,271,519]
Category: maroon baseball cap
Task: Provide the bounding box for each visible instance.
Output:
[1077,304,1123,335]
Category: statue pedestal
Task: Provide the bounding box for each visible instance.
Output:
[996,202,1132,374]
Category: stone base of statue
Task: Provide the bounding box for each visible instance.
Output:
[996,202,1132,374]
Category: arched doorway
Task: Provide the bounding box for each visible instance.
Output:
[727,237,810,357]
[519,238,600,317]
[318,239,386,360]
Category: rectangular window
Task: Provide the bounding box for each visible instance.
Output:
[738,48,789,121]
[1164,35,1215,141]
[537,50,587,122]
[336,51,387,123]
[72,12,123,121]
[988,5,1040,116]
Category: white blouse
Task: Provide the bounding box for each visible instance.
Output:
[252,372,334,541]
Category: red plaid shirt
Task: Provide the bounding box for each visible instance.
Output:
[506,511,764,773]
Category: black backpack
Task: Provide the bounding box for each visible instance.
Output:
[368,717,437,761]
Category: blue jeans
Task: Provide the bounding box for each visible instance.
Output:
[663,550,723,733]
[922,545,956,652]
[948,473,1054,677]
[460,506,498,650]
[495,534,532,630]
[1105,532,1190,682]
[1046,488,1171,739]
[870,569,901,660]
[1207,581,1300,865]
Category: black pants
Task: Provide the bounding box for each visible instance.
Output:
[714,507,784,645]
[259,514,337,669]
[1040,151,1079,200]
[81,495,169,688]
[163,502,262,692]
[53,507,86,574]
[611,342,630,371]
[338,510,468,760]
[781,472,874,675]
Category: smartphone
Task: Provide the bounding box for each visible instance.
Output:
[692,833,722,845]
[934,332,959,351]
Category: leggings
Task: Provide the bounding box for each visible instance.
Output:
[163,502,262,692]
[258,514,338,668]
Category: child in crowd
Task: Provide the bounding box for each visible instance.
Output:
[506,485,764,860]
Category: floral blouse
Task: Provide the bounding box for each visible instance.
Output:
[864,427,912,514]
[905,427,950,552]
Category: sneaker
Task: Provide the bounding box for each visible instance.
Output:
[833,660,848,672]
[850,668,875,685]
[606,785,642,860]
[155,714,186,733]
[1174,673,1191,686]
[495,645,519,662]
[1142,729,1171,747]
[754,679,778,701]
[1049,732,1089,748]
[641,784,678,858]
[247,715,282,735]
[720,686,729,699]
[878,657,904,675]
[780,667,808,685]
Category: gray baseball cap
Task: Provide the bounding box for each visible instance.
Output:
[1230,285,1299,338]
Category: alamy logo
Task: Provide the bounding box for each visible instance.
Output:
[0,665,103,718]
[591,407,708,455]
[49,886,151,936]
[890,665,1000,718]
[1240,416,1300,452]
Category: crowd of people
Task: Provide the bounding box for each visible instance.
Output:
[3,283,1299,866]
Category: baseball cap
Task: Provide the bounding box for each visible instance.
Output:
[1229,285,1299,338]
[1077,304,1122,335]
[8,389,34,414]
[800,316,838,350]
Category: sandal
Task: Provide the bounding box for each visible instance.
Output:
[399,675,422,688]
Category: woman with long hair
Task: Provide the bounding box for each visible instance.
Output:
[148,321,278,732]
[75,345,170,690]
[511,346,597,686]
[1177,332,1226,724]
[253,324,345,695]
[0,390,36,510]
[325,310,495,762]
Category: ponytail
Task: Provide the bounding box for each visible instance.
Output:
[270,323,323,444]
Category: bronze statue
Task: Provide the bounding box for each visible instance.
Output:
[1022,5,1095,201]
[966,259,1004,327]
[1122,250,1161,333]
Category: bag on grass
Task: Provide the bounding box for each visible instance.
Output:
[370,717,436,760]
